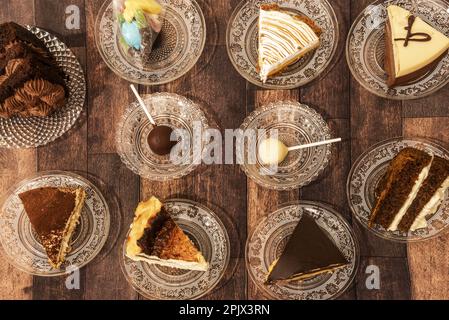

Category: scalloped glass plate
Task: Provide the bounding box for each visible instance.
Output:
[226,0,339,89]
[0,171,110,276]
[116,93,208,181]
[347,137,449,242]
[120,199,230,300]
[0,26,86,149]
[95,0,206,85]
[239,101,332,190]
[246,201,359,300]
[346,0,449,100]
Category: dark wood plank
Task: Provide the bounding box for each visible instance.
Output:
[246,90,300,299]
[403,117,449,299]
[355,257,411,300]
[84,153,139,299]
[32,0,88,300]
[0,0,36,301]
[350,0,410,300]
[402,89,449,118]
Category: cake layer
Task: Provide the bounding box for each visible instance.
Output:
[369,148,433,230]
[399,156,449,231]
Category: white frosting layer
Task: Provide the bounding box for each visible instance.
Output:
[258,8,320,82]
[388,160,432,231]
[410,175,449,231]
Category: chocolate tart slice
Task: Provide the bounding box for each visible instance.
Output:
[125,197,208,271]
[266,214,348,284]
[19,187,86,269]
[384,5,449,87]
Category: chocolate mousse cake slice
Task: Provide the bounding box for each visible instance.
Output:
[0,22,67,118]
[398,156,449,232]
[369,148,433,231]
[266,214,348,284]
[19,187,86,269]
[126,197,208,271]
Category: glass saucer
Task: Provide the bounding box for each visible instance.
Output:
[120,199,230,300]
[116,93,208,181]
[239,101,332,191]
[346,0,449,100]
[95,0,206,85]
[0,26,86,149]
[0,171,110,276]
[246,201,359,300]
[347,137,449,242]
[226,0,339,89]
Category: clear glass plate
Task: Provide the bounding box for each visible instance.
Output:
[346,0,449,100]
[226,0,339,89]
[239,101,332,190]
[0,171,110,276]
[246,201,359,300]
[120,199,231,300]
[0,26,86,149]
[94,0,206,85]
[347,137,449,242]
[116,93,208,181]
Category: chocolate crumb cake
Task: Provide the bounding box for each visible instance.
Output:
[266,214,348,284]
[19,187,86,269]
[126,197,208,271]
[0,22,67,118]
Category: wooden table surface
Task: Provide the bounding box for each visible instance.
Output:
[1,0,448,300]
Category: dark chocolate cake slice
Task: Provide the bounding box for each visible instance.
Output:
[0,22,67,118]
[398,156,449,232]
[266,214,348,284]
[19,187,86,269]
[369,147,433,231]
[125,197,208,271]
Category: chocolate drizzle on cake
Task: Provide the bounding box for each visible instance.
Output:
[394,15,432,47]
[0,22,67,118]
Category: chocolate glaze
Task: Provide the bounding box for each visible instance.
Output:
[266,214,348,284]
[147,125,178,156]
[394,15,431,47]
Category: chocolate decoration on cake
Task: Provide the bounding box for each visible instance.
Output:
[0,22,67,119]
[147,125,178,156]
[394,15,431,47]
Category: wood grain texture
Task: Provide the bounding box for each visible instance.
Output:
[32,0,88,300]
[0,0,36,301]
[403,118,449,300]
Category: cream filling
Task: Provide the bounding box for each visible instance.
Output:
[54,188,86,268]
[410,175,449,231]
[388,160,433,231]
[128,253,209,272]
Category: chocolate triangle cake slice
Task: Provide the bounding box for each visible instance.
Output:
[19,187,86,269]
[398,156,449,232]
[126,197,208,271]
[266,214,348,284]
[369,147,433,231]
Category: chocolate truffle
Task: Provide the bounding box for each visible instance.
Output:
[147,125,178,156]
